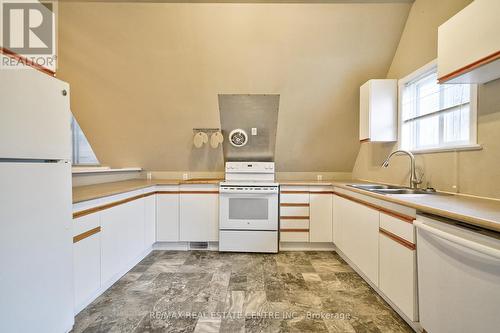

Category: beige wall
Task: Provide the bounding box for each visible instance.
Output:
[352,0,500,199]
[57,2,410,173]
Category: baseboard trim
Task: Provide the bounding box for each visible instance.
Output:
[279,242,335,251]
[74,246,153,315]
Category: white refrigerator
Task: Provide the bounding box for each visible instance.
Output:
[0,56,75,332]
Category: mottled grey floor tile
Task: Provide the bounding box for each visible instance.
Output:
[311,259,354,274]
[323,318,356,333]
[286,317,329,333]
[72,250,414,333]
[244,317,287,333]
[227,291,245,314]
[134,314,197,333]
[193,317,221,333]
[243,290,267,315]
[229,272,248,291]
[219,318,245,333]
[302,272,322,283]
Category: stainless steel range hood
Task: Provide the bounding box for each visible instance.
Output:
[218,94,280,162]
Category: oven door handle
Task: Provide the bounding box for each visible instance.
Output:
[219,187,278,196]
[219,189,278,195]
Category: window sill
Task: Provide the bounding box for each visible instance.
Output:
[409,144,483,155]
[72,167,142,175]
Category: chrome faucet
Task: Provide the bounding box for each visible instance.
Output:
[382,150,422,189]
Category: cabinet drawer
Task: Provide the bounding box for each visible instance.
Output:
[280,193,309,204]
[280,185,309,192]
[73,213,100,236]
[280,206,309,217]
[281,231,309,242]
[280,219,309,229]
[380,212,414,243]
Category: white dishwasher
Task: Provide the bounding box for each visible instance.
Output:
[415,214,500,333]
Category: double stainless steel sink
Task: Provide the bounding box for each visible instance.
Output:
[348,184,440,195]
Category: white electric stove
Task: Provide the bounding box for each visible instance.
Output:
[219,162,279,253]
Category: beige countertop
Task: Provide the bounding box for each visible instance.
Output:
[73,178,331,203]
[73,178,500,233]
[276,179,335,186]
[331,180,500,233]
[73,178,223,204]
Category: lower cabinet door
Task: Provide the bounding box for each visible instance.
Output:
[340,198,379,285]
[156,192,180,241]
[379,232,417,320]
[100,199,145,284]
[144,194,156,247]
[309,193,333,242]
[100,205,126,284]
[179,191,219,242]
[332,195,343,250]
[73,232,101,310]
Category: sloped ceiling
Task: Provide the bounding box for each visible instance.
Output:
[58,2,411,171]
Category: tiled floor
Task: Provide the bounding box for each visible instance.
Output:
[72,251,413,333]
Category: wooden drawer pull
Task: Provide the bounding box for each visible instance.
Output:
[280,216,309,220]
[280,203,309,207]
[379,228,415,250]
[281,229,309,232]
[73,227,101,243]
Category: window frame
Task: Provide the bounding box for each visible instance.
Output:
[71,115,100,166]
[397,59,480,154]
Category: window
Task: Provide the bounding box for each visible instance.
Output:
[71,115,99,165]
[399,61,478,152]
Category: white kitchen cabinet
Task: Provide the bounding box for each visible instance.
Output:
[438,0,500,84]
[73,213,101,312]
[339,196,380,285]
[379,233,417,320]
[179,185,219,242]
[100,197,145,284]
[359,79,397,142]
[281,232,309,242]
[309,193,333,243]
[280,186,310,243]
[144,192,156,247]
[379,213,417,321]
[156,187,180,242]
[332,195,343,250]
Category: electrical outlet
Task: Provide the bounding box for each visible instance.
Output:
[147,172,152,180]
[317,175,323,181]
[251,128,257,136]
[183,173,189,180]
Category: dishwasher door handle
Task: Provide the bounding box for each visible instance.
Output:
[415,220,500,260]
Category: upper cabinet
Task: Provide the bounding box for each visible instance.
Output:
[359,79,397,142]
[438,0,500,84]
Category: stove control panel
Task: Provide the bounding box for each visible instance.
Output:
[225,162,274,173]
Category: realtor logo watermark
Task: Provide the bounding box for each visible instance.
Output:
[1,0,56,70]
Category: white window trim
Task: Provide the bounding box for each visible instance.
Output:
[71,114,101,166]
[397,59,481,154]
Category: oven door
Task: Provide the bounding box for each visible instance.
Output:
[219,190,278,231]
